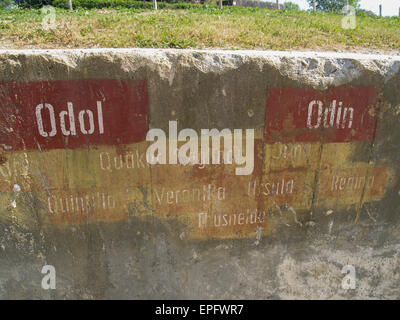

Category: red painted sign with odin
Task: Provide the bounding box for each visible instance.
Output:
[0,79,149,151]
[265,86,381,144]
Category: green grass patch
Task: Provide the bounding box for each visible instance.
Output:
[0,5,399,51]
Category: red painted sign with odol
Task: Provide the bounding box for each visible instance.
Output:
[0,79,149,151]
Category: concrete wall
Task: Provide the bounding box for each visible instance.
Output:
[0,48,399,299]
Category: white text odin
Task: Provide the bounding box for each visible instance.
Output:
[307,99,354,129]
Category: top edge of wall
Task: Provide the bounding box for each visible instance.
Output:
[0,48,399,61]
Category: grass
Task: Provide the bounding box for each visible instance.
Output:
[0,5,399,51]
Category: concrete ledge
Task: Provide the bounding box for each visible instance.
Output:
[0,49,399,299]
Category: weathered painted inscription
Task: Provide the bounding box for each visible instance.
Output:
[0,81,391,239]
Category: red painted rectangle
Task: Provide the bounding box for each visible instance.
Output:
[0,79,149,152]
[264,86,381,144]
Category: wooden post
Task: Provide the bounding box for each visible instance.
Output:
[68,0,73,10]
[313,0,316,11]
[153,0,157,10]
[219,0,222,10]
[379,4,382,17]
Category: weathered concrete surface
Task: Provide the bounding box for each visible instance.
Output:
[0,48,400,299]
